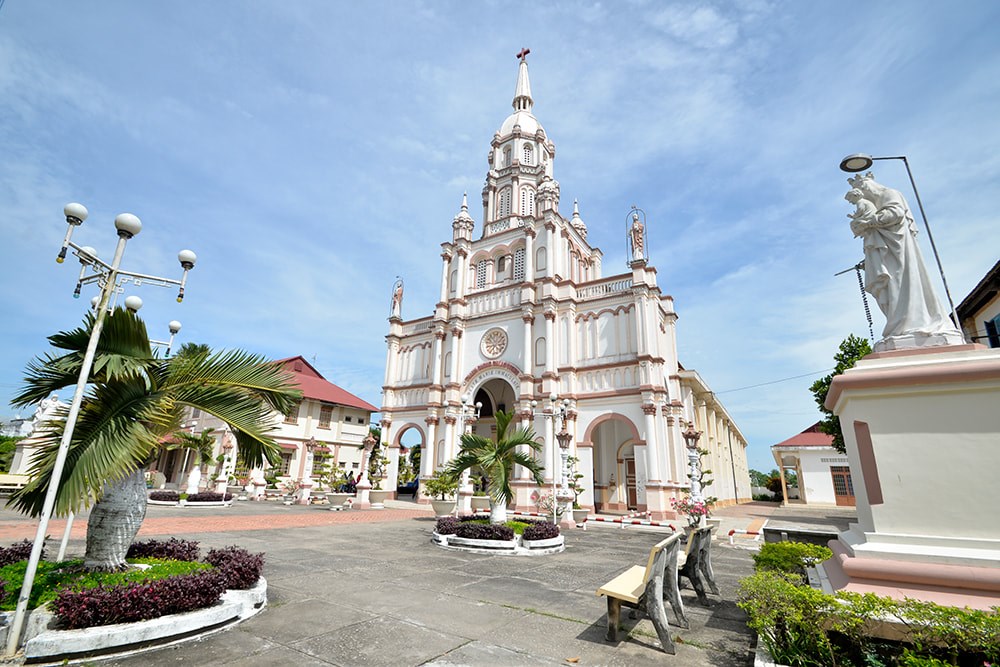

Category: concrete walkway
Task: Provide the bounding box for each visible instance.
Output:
[0,500,855,666]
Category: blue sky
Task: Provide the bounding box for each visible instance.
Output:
[1,1,998,473]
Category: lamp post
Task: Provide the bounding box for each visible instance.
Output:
[531,393,571,524]
[6,204,196,657]
[838,153,962,336]
[149,320,183,356]
[449,393,481,515]
[682,424,704,527]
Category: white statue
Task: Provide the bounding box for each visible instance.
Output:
[390,279,404,318]
[845,173,959,345]
[629,212,645,261]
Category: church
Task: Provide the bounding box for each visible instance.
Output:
[379,54,749,520]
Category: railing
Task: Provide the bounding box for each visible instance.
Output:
[467,286,521,315]
[485,217,526,237]
[576,277,632,301]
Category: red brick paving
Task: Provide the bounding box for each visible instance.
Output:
[0,508,429,542]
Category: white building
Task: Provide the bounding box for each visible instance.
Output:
[379,55,749,520]
[771,422,856,507]
[157,356,378,498]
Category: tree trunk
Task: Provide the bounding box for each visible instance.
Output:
[489,498,507,524]
[84,468,147,571]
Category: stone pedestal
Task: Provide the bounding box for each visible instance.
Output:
[355,481,372,510]
[821,344,1000,609]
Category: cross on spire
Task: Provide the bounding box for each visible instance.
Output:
[516,47,530,61]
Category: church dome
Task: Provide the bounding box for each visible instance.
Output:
[499,110,543,137]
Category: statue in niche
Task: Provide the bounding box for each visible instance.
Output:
[389,278,404,318]
[845,173,959,343]
[629,212,645,261]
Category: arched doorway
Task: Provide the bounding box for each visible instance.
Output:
[585,414,642,513]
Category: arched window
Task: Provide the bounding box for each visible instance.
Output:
[520,187,535,216]
[503,147,511,167]
[443,352,452,377]
[513,248,525,281]
[535,246,547,271]
[498,188,512,218]
[534,337,546,366]
[449,269,457,293]
[522,143,533,165]
[497,256,507,273]
[476,260,490,289]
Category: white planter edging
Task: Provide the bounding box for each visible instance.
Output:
[432,532,565,556]
[523,535,564,549]
[146,499,233,508]
[16,577,267,661]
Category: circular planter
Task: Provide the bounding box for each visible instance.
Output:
[326,492,352,509]
[447,535,517,551]
[430,499,456,517]
[470,496,490,512]
[572,508,589,524]
[369,489,390,509]
[523,534,565,550]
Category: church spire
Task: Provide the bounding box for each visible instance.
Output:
[513,48,533,112]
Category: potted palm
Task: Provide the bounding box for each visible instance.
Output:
[322,464,352,509]
[470,473,490,512]
[445,410,545,524]
[423,469,459,517]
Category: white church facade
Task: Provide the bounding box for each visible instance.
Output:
[379,55,749,520]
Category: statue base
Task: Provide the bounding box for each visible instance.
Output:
[822,345,1000,609]
[873,329,964,353]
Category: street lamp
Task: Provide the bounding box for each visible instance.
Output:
[838,153,962,334]
[449,394,481,515]
[682,424,703,507]
[531,393,571,524]
[6,204,196,656]
[150,320,183,356]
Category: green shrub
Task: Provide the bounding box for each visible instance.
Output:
[737,571,835,665]
[753,541,832,578]
[738,569,1000,666]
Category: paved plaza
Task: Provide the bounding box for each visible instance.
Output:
[0,501,857,666]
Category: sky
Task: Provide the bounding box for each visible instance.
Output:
[1,1,998,473]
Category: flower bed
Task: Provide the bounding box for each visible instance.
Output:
[432,516,563,555]
[147,490,233,507]
[738,542,1000,666]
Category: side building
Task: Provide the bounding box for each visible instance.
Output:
[153,356,378,500]
[379,55,749,520]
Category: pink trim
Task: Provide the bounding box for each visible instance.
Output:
[826,354,1000,409]
[825,541,1000,610]
[853,421,883,505]
[392,422,426,448]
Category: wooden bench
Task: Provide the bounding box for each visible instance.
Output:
[677,525,720,604]
[596,530,687,654]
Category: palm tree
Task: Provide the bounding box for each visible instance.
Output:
[163,427,217,493]
[444,410,545,524]
[9,308,300,571]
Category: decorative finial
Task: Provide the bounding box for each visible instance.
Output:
[461,192,468,211]
[516,47,531,61]
[573,199,579,215]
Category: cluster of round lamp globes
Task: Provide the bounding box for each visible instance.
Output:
[58,202,196,355]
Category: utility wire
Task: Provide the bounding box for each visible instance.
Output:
[715,368,834,395]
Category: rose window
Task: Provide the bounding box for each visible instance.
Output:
[480,328,508,359]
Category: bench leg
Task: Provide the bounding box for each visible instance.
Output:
[645,575,676,654]
[664,569,689,629]
[681,563,710,604]
[605,597,621,642]
[701,550,720,595]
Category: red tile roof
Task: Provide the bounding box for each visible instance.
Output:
[772,422,834,448]
[276,356,379,413]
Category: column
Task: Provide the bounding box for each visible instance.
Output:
[642,404,661,483]
[456,248,469,298]
[422,416,438,479]
[524,228,536,280]
[442,415,457,462]
[384,337,400,387]
[439,251,452,303]
[449,327,463,384]
[522,309,534,372]
[544,309,556,376]
[432,329,446,387]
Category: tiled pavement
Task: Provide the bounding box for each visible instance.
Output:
[0,500,856,666]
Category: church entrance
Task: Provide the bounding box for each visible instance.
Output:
[588,415,641,513]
